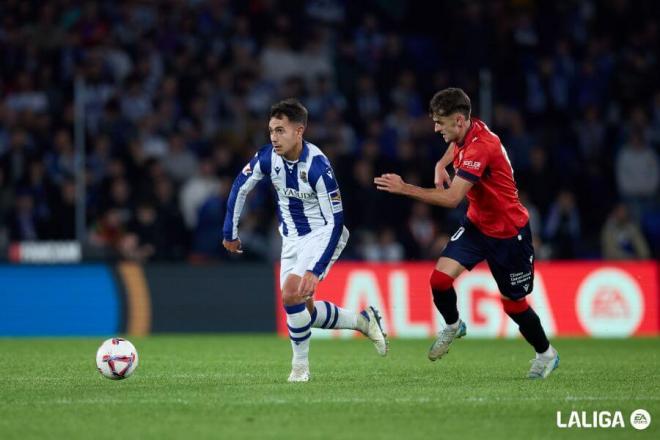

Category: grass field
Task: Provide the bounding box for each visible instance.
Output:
[0,336,658,439]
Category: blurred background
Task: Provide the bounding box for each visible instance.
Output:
[0,0,658,337]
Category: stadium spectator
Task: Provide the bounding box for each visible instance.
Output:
[575,105,606,162]
[162,133,199,184]
[89,208,127,257]
[0,169,14,245]
[354,74,382,125]
[50,178,76,240]
[117,232,154,262]
[519,191,549,260]
[45,129,76,184]
[179,158,220,230]
[192,180,230,260]
[152,176,187,257]
[1,129,34,185]
[601,203,651,260]
[517,146,557,216]
[615,131,660,219]
[103,177,133,227]
[544,190,581,259]
[405,202,439,260]
[359,228,405,262]
[7,191,46,241]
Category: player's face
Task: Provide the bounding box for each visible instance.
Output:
[269,116,304,157]
[432,113,465,143]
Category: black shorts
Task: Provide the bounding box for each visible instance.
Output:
[441,219,535,300]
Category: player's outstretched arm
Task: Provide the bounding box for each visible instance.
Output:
[222,148,268,252]
[374,173,472,208]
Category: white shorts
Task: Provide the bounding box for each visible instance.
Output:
[279,226,350,289]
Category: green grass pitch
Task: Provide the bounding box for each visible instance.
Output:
[0,336,658,439]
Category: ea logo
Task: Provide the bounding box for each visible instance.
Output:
[576,268,643,337]
[630,409,651,430]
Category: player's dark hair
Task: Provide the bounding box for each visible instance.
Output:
[429,88,471,119]
[270,98,308,126]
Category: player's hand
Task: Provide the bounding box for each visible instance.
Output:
[434,162,451,189]
[374,173,406,194]
[222,238,243,254]
[298,271,319,300]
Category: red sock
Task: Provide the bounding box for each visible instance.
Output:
[430,270,458,325]
[501,297,529,314]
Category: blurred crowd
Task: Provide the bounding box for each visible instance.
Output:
[1,0,658,262]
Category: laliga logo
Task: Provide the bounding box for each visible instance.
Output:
[556,409,651,430]
[576,268,644,337]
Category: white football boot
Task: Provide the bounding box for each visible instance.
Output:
[528,350,560,379]
[287,363,311,383]
[428,319,467,361]
[365,306,388,356]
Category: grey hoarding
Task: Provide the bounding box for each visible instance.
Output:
[144,263,276,333]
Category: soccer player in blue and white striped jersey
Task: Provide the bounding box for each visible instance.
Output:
[223,99,388,382]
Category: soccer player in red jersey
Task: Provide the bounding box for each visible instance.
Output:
[374,88,559,379]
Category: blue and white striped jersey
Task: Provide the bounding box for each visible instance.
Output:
[223,141,345,276]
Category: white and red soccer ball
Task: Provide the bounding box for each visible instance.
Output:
[96,338,139,380]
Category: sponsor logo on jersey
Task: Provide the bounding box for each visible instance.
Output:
[279,188,315,200]
[274,166,281,174]
[462,160,482,170]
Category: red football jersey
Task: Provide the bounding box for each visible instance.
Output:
[452,117,529,238]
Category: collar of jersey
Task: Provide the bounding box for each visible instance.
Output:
[456,118,478,148]
[281,140,310,165]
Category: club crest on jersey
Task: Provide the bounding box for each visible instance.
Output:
[300,171,307,183]
[241,162,252,176]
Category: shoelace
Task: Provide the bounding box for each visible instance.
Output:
[370,309,387,338]
[437,327,458,344]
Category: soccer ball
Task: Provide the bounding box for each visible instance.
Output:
[96,338,139,380]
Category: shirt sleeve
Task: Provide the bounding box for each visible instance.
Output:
[222,148,269,240]
[456,142,491,183]
[308,157,344,277]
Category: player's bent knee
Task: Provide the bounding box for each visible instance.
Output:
[281,288,305,306]
[281,274,305,306]
[501,297,529,314]
[430,270,454,292]
[435,257,467,278]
